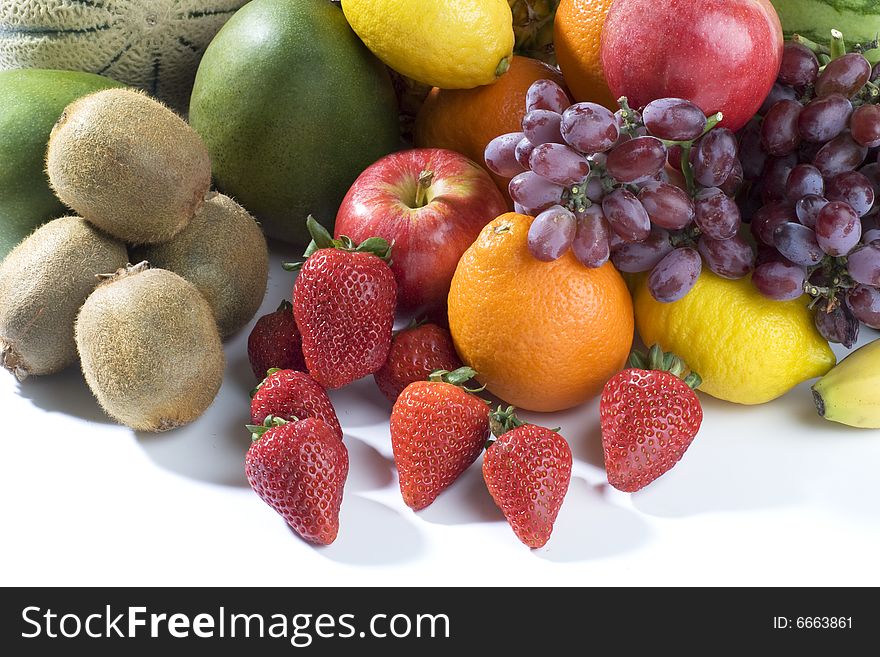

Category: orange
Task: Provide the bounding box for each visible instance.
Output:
[554,0,616,109]
[414,55,566,203]
[448,213,634,412]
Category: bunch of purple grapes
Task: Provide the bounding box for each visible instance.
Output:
[484,79,749,303]
[740,36,880,346]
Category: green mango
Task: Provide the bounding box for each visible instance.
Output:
[0,69,122,258]
[189,0,400,245]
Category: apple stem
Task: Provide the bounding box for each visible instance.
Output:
[414,170,434,208]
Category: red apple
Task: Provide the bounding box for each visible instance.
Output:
[335,148,507,313]
[600,0,783,132]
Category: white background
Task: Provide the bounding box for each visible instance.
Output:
[2,247,879,587]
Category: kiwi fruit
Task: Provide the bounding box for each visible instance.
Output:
[46,88,212,245]
[75,262,224,432]
[0,216,128,380]
[131,193,269,338]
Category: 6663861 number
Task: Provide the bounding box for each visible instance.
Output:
[773,617,853,629]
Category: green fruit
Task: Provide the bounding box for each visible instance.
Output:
[0,216,128,380]
[47,88,212,245]
[189,0,400,245]
[131,193,269,338]
[75,263,225,432]
[770,0,880,46]
[0,69,122,258]
[812,339,880,428]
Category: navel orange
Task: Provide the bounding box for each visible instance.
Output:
[448,212,634,412]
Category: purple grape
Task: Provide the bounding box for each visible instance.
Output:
[738,119,767,179]
[484,132,527,177]
[585,176,606,202]
[773,222,824,266]
[610,227,673,273]
[751,201,797,245]
[605,136,667,183]
[522,109,565,145]
[785,164,824,200]
[761,154,798,203]
[798,94,852,143]
[752,260,806,301]
[859,162,880,197]
[642,98,707,141]
[847,241,880,285]
[759,83,798,115]
[778,42,820,87]
[795,194,829,229]
[814,301,859,348]
[527,205,576,261]
[528,143,591,186]
[815,53,872,98]
[798,140,825,164]
[825,171,875,217]
[719,159,744,197]
[508,171,564,214]
[813,132,868,178]
[637,181,694,230]
[571,206,610,268]
[647,247,702,303]
[850,104,880,148]
[561,102,619,153]
[846,285,880,328]
[761,99,802,156]
[697,234,754,279]
[602,188,651,242]
[526,79,571,114]
[515,138,536,169]
[694,186,741,240]
[815,201,862,255]
[691,128,738,187]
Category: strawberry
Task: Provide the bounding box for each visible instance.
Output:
[287,217,396,389]
[247,300,306,380]
[390,367,490,510]
[250,369,342,441]
[245,416,348,545]
[600,345,703,493]
[483,406,572,549]
[374,322,463,403]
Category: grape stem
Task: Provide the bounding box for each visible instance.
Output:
[792,33,830,56]
[830,29,846,60]
[657,111,723,147]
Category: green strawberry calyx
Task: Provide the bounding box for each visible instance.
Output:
[282,216,393,271]
[487,405,559,449]
[427,367,485,393]
[628,344,702,390]
[245,414,295,443]
[249,367,284,399]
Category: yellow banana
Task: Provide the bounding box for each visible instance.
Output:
[812,339,880,428]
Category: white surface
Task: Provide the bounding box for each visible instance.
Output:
[2,247,880,587]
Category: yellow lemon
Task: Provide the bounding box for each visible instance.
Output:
[633,271,835,405]
[342,0,515,89]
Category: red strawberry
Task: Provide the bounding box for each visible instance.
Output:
[600,345,703,493]
[390,368,490,510]
[247,300,306,380]
[250,369,342,441]
[483,406,573,549]
[374,322,462,403]
[288,217,396,389]
[245,416,348,545]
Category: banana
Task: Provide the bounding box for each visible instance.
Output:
[812,340,880,428]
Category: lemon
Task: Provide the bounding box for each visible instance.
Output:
[342,0,515,89]
[634,271,836,405]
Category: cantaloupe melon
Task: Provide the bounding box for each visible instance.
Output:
[0,0,247,112]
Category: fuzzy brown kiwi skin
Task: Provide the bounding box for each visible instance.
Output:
[46,88,212,245]
[131,193,269,339]
[0,216,128,380]
[75,263,224,432]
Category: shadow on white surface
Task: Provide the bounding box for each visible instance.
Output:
[418,464,505,526]
[536,478,652,563]
[344,436,395,493]
[329,377,391,430]
[15,365,112,424]
[318,495,426,565]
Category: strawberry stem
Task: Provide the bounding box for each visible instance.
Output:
[282,216,393,271]
[428,367,485,392]
[629,344,701,390]
[489,405,526,438]
[246,415,291,442]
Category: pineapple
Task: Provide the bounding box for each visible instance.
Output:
[509,0,559,66]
